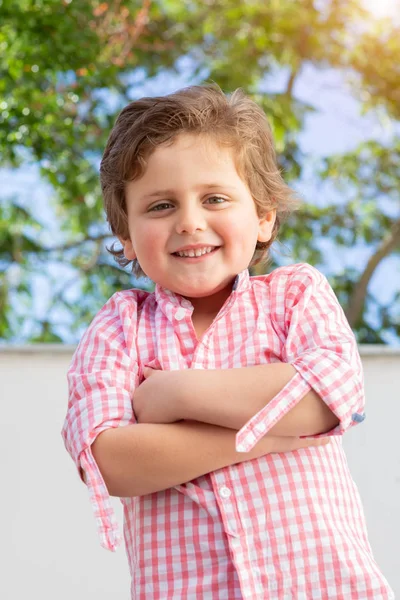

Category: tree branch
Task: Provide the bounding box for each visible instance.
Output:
[42,234,112,253]
[345,218,400,327]
[286,68,299,97]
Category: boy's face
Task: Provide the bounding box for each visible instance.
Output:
[121,133,275,312]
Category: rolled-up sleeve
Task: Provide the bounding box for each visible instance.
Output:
[61,291,139,551]
[236,264,365,452]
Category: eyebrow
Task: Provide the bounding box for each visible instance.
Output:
[141,184,237,200]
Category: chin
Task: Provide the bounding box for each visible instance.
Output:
[174,284,209,297]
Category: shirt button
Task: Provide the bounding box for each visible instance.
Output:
[175,307,186,321]
[219,486,231,499]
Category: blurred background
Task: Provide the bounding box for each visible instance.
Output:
[1,1,400,598]
[1,0,399,345]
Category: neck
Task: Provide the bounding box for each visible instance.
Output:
[184,281,235,317]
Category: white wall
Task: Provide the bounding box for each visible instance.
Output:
[1,345,398,599]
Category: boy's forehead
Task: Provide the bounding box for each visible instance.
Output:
[125,132,246,198]
[144,133,238,174]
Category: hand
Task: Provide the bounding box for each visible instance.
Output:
[252,435,330,458]
[133,367,185,424]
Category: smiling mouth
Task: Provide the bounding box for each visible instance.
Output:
[172,246,220,258]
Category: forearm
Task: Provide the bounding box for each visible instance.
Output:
[179,364,339,436]
[92,420,268,497]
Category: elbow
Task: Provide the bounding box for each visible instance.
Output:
[91,430,122,497]
[91,426,144,498]
[302,408,339,437]
[316,411,339,435]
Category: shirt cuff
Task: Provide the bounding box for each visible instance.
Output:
[235,372,311,452]
[290,354,366,436]
[80,446,122,552]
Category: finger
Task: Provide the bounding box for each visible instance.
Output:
[143,367,155,378]
[298,437,330,447]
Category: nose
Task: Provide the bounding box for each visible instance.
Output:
[175,204,207,235]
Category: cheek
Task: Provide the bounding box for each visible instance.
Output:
[222,213,259,245]
[132,223,164,252]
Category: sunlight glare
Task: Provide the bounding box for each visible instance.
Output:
[363,0,400,19]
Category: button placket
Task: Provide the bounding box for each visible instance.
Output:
[219,486,232,499]
[212,472,242,538]
[175,307,186,321]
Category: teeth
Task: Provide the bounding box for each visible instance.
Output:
[176,246,215,257]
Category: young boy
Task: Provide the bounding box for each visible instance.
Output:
[62,85,394,599]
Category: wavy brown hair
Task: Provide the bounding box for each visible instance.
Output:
[100,84,299,278]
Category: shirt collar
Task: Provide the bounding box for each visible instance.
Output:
[154,269,251,315]
[232,268,250,293]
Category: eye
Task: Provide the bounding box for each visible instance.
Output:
[205,196,227,205]
[148,202,173,212]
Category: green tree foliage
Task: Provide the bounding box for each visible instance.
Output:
[1,0,399,343]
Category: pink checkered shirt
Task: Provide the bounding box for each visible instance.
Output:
[62,263,393,599]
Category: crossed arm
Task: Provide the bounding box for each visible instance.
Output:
[133,362,339,437]
[92,362,337,497]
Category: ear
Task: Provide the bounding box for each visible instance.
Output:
[118,237,136,261]
[257,209,276,243]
